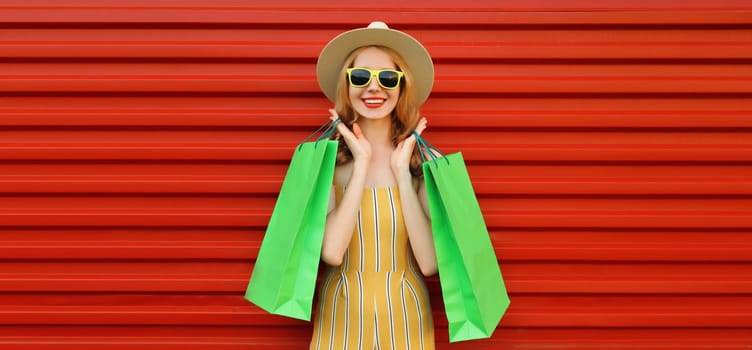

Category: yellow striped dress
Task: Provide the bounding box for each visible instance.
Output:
[310,185,435,350]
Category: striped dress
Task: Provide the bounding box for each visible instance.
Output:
[310,185,435,350]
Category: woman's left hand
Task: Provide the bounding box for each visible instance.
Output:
[391,117,427,178]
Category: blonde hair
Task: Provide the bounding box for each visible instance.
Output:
[332,46,424,176]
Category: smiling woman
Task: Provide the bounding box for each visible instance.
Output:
[311,21,438,349]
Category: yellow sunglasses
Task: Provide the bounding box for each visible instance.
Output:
[346,68,404,89]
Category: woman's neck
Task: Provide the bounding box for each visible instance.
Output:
[357,116,393,148]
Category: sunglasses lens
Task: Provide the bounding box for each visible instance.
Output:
[349,69,371,86]
[378,70,401,88]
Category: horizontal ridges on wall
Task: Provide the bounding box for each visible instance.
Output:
[0,1,751,349]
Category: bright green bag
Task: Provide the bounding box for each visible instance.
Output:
[416,134,510,342]
[244,120,339,321]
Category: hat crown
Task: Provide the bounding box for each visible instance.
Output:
[367,21,389,29]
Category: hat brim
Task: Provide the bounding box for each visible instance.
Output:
[316,26,434,106]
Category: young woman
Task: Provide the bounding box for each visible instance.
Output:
[310,22,437,349]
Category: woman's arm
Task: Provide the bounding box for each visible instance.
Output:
[391,117,437,276]
[320,112,371,266]
[320,162,368,266]
[396,174,437,276]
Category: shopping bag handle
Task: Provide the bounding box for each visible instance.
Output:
[299,118,341,150]
[413,132,448,165]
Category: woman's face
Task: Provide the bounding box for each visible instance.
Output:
[348,47,401,121]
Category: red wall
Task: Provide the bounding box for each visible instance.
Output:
[1,1,751,348]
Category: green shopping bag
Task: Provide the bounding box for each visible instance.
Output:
[245,120,339,321]
[416,134,510,342]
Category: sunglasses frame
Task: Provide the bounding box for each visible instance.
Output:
[346,68,404,90]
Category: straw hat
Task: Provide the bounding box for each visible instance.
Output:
[316,21,434,106]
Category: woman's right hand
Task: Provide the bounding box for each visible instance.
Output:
[330,109,371,165]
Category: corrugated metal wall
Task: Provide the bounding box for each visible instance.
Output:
[1,1,751,348]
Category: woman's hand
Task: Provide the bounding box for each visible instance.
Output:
[391,117,427,178]
[330,109,371,165]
